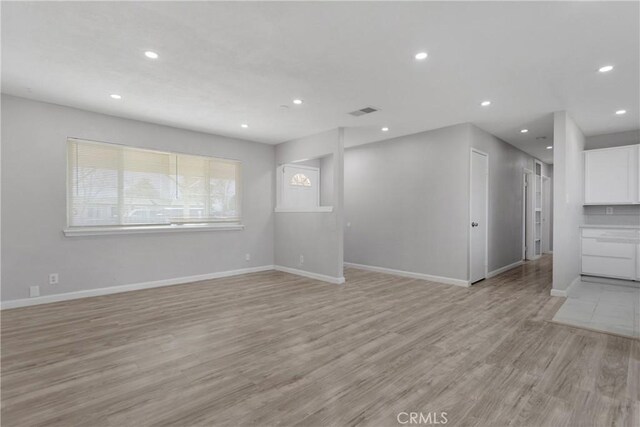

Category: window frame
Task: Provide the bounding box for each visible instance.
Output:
[290,173,312,187]
[64,137,244,236]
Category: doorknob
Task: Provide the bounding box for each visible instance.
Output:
[471,222,478,227]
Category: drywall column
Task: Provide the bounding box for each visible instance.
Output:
[274,128,344,283]
[552,111,585,295]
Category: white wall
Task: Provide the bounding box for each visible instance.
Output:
[320,155,334,207]
[585,129,639,150]
[344,124,470,281]
[1,95,275,302]
[344,123,551,283]
[274,129,344,280]
[552,111,585,292]
[584,205,640,227]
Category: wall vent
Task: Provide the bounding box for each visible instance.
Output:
[348,106,380,117]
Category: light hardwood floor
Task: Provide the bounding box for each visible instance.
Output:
[1,255,638,426]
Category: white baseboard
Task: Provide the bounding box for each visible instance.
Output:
[550,275,581,297]
[274,265,345,284]
[1,265,275,310]
[344,262,470,287]
[487,260,524,279]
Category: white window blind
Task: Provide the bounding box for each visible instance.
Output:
[68,138,241,227]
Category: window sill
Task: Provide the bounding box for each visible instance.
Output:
[274,206,333,213]
[63,223,245,237]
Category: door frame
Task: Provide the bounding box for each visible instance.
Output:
[523,168,533,260]
[542,175,552,254]
[533,159,543,259]
[468,148,489,283]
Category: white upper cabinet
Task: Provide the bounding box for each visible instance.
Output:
[584,144,639,205]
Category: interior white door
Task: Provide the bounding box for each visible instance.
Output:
[281,164,319,208]
[470,150,488,283]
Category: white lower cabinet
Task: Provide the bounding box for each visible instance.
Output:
[582,255,635,280]
[580,228,639,281]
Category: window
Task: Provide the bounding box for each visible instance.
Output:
[67,138,241,229]
[290,173,311,187]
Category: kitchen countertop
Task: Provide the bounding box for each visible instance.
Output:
[579,224,640,230]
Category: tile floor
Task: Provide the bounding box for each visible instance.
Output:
[552,280,640,338]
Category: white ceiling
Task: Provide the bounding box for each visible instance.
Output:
[2,2,639,164]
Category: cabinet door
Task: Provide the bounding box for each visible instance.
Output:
[584,146,638,204]
[582,238,635,258]
[582,256,635,280]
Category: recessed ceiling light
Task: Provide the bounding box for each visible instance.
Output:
[110,94,122,99]
[293,99,303,105]
[241,123,249,128]
[598,65,614,73]
[381,127,389,132]
[615,109,627,115]
[414,52,428,60]
[480,100,491,107]
[546,146,553,150]
[145,51,159,59]
[520,129,528,133]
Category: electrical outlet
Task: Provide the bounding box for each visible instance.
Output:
[49,273,59,285]
[29,286,40,298]
[299,255,304,265]
[605,207,614,215]
[245,253,251,262]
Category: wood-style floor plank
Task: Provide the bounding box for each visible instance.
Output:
[1,255,638,426]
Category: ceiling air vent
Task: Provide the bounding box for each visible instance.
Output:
[348,106,380,117]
